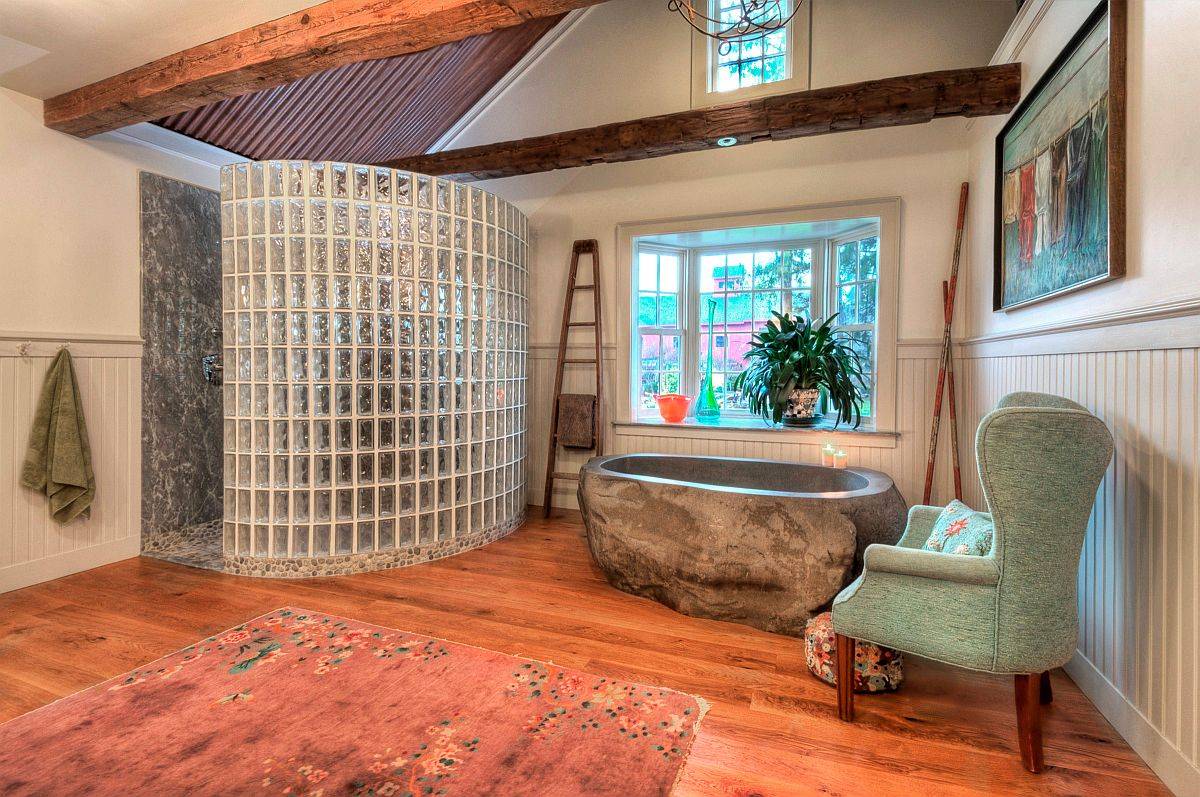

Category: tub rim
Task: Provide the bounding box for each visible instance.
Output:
[581,452,896,500]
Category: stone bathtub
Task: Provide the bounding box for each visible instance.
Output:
[578,453,906,636]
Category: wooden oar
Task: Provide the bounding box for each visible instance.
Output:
[922,182,969,505]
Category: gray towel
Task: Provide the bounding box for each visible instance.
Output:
[21,349,96,524]
[557,393,597,449]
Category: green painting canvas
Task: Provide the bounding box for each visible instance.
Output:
[995,3,1117,310]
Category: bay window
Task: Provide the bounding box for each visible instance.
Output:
[629,218,885,428]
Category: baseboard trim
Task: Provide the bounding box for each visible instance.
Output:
[1065,653,1199,796]
[0,536,141,594]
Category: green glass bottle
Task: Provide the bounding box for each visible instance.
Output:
[696,298,721,423]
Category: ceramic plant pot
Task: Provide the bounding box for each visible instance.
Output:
[782,388,822,427]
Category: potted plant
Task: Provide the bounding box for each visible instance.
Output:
[729,312,868,428]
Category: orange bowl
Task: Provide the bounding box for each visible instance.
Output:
[654,393,692,423]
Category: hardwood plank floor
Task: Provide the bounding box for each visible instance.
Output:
[0,512,1169,796]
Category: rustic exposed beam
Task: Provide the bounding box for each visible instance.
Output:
[44,0,607,138]
[384,63,1022,181]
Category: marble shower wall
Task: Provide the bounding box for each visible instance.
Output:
[140,172,223,547]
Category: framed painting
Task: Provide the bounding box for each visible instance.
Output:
[993,0,1126,311]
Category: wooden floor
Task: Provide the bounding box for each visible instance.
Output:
[0,512,1168,796]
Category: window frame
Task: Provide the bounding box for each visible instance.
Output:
[616,199,900,436]
[826,224,882,419]
[682,238,825,420]
[635,243,689,408]
[689,0,811,109]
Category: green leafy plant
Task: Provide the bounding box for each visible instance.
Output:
[729,312,868,428]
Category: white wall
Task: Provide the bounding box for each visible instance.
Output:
[959,2,1200,794]
[0,88,218,337]
[449,0,1013,508]
[0,86,219,591]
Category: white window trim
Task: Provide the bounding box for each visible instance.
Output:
[615,198,901,439]
[689,0,812,109]
[638,236,828,422]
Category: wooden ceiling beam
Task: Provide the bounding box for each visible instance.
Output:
[383,63,1021,181]
[44,0,607,138]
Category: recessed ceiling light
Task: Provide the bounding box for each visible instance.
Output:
[715,136,739,147]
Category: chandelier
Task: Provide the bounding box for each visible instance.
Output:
[667,0,803,55]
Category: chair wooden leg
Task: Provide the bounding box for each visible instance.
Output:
[1014,674,1045,773]
[1039,670,1053,705]
[835,633,855,721]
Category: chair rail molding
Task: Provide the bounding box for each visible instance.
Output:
[962,293,1200,357]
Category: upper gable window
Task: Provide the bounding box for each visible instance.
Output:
[691,0,811,108]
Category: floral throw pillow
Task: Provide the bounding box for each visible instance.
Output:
[924,500,993,556]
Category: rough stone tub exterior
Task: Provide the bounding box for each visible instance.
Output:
[578,453,907,636]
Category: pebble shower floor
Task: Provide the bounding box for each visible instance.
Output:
[220,161,528,575]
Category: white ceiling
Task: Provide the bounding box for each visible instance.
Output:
[0,0,314,99]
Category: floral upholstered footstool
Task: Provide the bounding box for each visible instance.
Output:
[804,611,904,693]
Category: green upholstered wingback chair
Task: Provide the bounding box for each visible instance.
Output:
[830,392,1113,773]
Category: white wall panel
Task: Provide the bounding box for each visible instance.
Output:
[0,334,142,592]
[958,332,1200,795]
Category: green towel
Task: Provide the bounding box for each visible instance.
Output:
[21,349,96,524]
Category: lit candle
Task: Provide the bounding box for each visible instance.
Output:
[821,443,836,467]
[833,449,849,469]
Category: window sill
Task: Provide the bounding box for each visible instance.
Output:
[613,417,899,449]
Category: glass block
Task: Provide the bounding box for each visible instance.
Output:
[311,313,330,345]
[273,492,289,523]
[354,166,370,200]
[306,349,326,382]
[356,520,375,553]
[378,242,393,275]
[315,490,332,522]
[333,200,349,236]
[336,384,352,416]
[266,162,284,197]
[294,524,310,556]
[356,276,372,310]
[356,313,373,345]
[315,450,333,487]
[334,238,351,273]
[374,168,392,202]
[358,488,375,519]
[314,524,331,556]
[376,206,392,240]
[331,164,348,198]
[269,311,286,345]
[314,385,331,417]
[379,451,395,481]
[355,240,372,274]
[292,420,310,452]
[379,518,396,550]
[336,524,353,555]
[337,454,354,485]
[336,489,353,521]
[270,384,287,416]
[310,238,328,272]
[294,456,311,488]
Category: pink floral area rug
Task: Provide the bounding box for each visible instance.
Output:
[0,608,706,796]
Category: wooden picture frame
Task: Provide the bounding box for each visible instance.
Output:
[993,0,1126,312]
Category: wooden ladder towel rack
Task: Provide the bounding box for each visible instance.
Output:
[542,240,604,517]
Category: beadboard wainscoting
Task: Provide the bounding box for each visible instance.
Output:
[532,341,958,511]
[0,334,143,593]
[956,311,1200,795]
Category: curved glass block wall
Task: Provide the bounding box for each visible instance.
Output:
[218,161,528,577]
